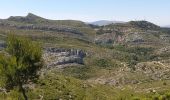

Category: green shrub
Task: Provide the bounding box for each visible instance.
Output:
[95,58,111,68]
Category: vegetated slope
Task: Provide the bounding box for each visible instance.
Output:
[0,13,96,42]
[1,14,170,99]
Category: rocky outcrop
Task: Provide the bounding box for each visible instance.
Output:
[135,61,170,80]
[156,46,170,55]
[160,34,170,42]
[43,48,86,68]
[88,60,170,86]
[95,31,124,45]
[125,32,145,43]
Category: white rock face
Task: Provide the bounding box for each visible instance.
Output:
[43,48,86,68]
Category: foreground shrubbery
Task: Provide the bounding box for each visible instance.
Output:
[0,35,42,100]
[2,71,170,100]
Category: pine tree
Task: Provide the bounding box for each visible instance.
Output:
[0,35,42,100]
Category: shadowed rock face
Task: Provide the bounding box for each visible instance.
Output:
[43,48,86,68]
[0,42,5,50]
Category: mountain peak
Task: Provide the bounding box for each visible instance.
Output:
[7,13,46,23]
[26,13,41,19]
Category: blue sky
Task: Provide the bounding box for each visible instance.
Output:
[0,0,169,26]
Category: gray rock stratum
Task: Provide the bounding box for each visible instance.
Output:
[43,48,86,68]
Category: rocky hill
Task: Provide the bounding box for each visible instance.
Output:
[95,21,170,46]
[0,13,96,42]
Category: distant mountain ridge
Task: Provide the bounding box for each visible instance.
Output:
[0,13,169,46]
[89,20,124,26]
[164,25,170,28]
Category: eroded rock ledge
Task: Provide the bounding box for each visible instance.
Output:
[43,48,86,68]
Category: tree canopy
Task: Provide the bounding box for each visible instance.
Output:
[0,35,42,100]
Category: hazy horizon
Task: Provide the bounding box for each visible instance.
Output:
[0,0,169,26]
